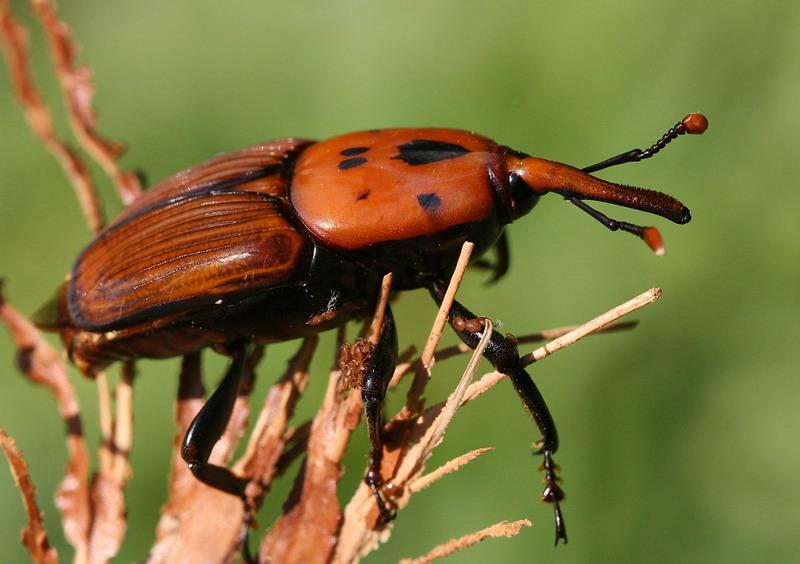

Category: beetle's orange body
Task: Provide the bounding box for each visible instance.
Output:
[37,115,708,545]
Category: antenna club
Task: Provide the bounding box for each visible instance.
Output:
[683,113,709,135]
[642,227,665,255]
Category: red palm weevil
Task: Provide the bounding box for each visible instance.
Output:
[36,112,708,545]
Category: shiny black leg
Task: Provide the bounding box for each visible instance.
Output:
[427,278,567,545]
[361,304,399,524]
[473,231,510,284]
[181,342,249,498]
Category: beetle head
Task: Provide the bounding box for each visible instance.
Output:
[503,112,707,254]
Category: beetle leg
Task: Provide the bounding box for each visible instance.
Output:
[361,304,399,524]
[472,231,510,284]
[427,278,568,545]
[181,341,250,498]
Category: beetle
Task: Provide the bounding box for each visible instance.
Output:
[36,112,708,545]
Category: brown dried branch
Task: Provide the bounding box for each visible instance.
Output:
[151,352,204,558]
[0,428,58,564]
[400,519,532,564]
[0,286,91,560]
[86,363,136,563]
[0,0,148,561]
[460,288,663,406]
[30,0,142,204]
[0,0,103,233]
[420,242,474,370]
[520,288,662,366]
[390,319,638,391]
[409,446,494,494]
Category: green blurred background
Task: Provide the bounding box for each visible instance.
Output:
[1,1,798,562]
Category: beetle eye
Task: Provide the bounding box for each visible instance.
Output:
[508,172,539,219]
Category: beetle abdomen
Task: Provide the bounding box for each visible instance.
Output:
[69,190,312,331]
[290,129,502,250]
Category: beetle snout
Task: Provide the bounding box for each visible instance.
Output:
[507,155,690,224]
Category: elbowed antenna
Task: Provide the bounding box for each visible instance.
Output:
[506,113,708,254]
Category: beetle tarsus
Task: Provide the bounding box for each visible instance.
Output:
[366,464,397,525]
[540,450,567,544]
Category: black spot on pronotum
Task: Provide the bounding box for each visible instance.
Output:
[338,157,367,170]
[357,190,370,201]
[393,139,470,166]
[416,192,442,212]
[340,147,369,156]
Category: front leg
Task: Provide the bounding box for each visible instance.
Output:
[359,304,399,524]
[427,278,567,545]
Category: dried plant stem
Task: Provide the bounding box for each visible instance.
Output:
[368,273,394,343]
[0,0,103,232]
[421,242,474,370]
[112,362,135,478]
[392,318,637,386]
[0,428,58,564]
[400,519,532,564]
[87,363,136,562]
[462,288,662,406]
[0,288,92,560]
[520,287,662,366]
[95,373,113,469]
[405,242,474,415]
[1,2,149,560]
[409,447,494,494]
[30,0,142,204]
